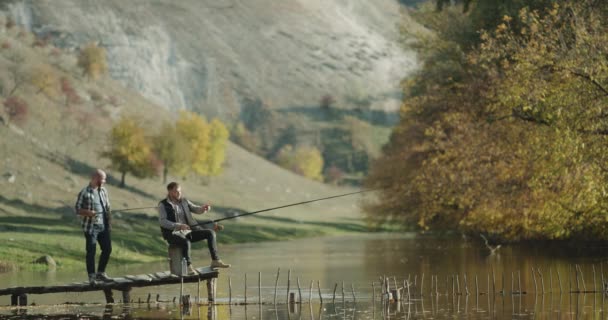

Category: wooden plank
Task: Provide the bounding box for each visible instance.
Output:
[0,270,219,296]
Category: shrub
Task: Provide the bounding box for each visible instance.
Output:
[77,43,108,79]
[320,94,335,109]
[3,96,28,125]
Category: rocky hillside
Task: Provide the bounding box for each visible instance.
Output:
[3,0,416,118]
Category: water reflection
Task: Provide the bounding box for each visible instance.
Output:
[2,233,608,319]
[1,293,608,319]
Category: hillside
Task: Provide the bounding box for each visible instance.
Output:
[0,16,375,271]
[3,0,416,116]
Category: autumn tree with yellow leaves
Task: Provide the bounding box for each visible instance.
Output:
[77,43,108,79]
[102,117,156,187]
[365,0,608,241]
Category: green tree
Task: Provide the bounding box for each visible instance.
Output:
[102,117,155,187]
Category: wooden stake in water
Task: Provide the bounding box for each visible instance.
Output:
[341,281,345,303]
[317,280,323,304]
[574,265,580,291]
[351,283,356,301]
[556,269,563,294]
[577,265,587,291]
[309,280,313,303]
[502,272,505,296]
[297,277,302,304]
[372,282,376,302]
[518,270,521,295]
[286,269,291,304]
[421,273,425,297]
[332,283,338,303]
[511,271,514,294]
[593,265,597,293]
[456,274,461,295]
[245,273,248,304]
[531,267,537,294]
[549,268,553,293]
[537,268,544,294]
[464,274,470,296]
[229,277,232,304]
[274,268,280,305]
[475,275,479,296]
[259,272,262,305]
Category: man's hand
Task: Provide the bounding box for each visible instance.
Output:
[213,223,224,232]
[177,224,191,231]
[202,204,211,213]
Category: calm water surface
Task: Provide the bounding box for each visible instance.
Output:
[1,233,607,319]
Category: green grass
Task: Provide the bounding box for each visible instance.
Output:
[0,200,382,271]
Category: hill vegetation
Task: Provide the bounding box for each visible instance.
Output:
[0,15,373,271]
[365,0,608,241]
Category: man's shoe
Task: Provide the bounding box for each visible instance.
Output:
[187,264,199,276]
[96,272,112,282]
[210,259,231,269]
[88,274,98,285]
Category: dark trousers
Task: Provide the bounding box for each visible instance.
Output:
[84,224,112,275]
[165,229,219,264]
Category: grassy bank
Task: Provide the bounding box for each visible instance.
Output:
[0,198,377,272]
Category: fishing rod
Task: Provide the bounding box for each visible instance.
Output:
[196,187,384,225]
[111,187,385,222]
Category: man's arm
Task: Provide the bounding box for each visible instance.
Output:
[75,189,95,217]
[187,200,210,214]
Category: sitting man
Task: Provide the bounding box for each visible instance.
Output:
[158,182,230,274]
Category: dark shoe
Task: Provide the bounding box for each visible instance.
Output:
[88,274,98,285]
[96,272,112,282]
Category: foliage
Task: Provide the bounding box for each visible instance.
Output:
[276,145,324,181]
[207,118,230,176]
[173,111,230,179]
[61,77,81,107]
[366,0,608,241]
[77,43,108,79]
[102,117,156,187]
[2,96,28,125]
[30,64,58,97]
[152,122,189,183]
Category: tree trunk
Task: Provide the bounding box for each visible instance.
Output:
[120,171,126,188]
[163,167,168,184]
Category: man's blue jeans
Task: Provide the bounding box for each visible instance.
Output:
[84,224,112,275]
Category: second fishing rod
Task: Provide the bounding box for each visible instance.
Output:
[113,187,383,225]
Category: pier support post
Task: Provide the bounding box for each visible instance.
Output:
[18,294,27,306]
[122,287,132,303]
[104,288,114,303]
[207,278,216,302]
[10,294,18,306]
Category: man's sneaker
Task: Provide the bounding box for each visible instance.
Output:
[210,259,231,269]
[187,264,199,276]
[88,274,98,285]
[96,272,112,282]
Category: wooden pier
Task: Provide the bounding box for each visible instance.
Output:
[0,267,218,306]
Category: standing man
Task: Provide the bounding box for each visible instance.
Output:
[158,182,230,274]
[75,169,113,284]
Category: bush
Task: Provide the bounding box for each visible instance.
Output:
[3,96,28,125]
[77,43,108,79]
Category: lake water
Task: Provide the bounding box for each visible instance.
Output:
[1,233,608,319]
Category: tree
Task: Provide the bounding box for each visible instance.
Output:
[78,43,108,79]
[276,145,324,181]
[30,64,58,97]
[175,111,210,177]
[102,117,155,187]
[152,122,189,183]
[206,118,229,176]
[366,0,608,240]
